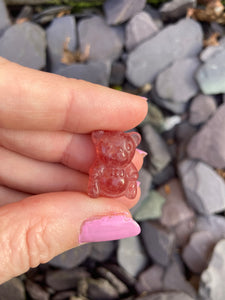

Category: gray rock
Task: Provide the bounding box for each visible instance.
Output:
[125,11,158,52]
[109,61,125,86]
[156,58,200,104]
[199,239,225,300]
[179,159,225,214]
[182,231,216,273]
[46,15,76,72]
[78,16,124,62]
[142,102,165,131]
[86,278,119,300]
[150,86,188,114]
[117,236,148,277]
[131,168,152,215]
[26,279,49,300]
[163,260,197,298]
[97,266,128,295]
[32,5,71,25]
[90,241,116,262]
[103,0,146,25]
[144,4,163,30]
[49,244,92,269]
[126,19,203,87]
[189,94,217,125]
[0,22,46,69]
[174,217,196,247]
[0,278,25,300]
[196,215,225,240]
[200,45,225,62]
[141,124,172,175]
[142,221,175,266]
[158,178,195,228]
[52,291,76,300]
[136,291,195,300]
[187,102,225,168]
[56,61,111,86]
[136,265,164,294]
[134,190,166,221]
[152,163,176,187]
[0,0,11,35]
[46,267,89,291]
[196,49,225,94]
[160,0,196,21]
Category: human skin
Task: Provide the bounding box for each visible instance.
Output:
[0,57,147,284]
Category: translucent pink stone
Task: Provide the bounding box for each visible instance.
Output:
[88,130,141,199]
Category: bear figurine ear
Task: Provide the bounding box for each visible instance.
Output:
[130,132,141,147]
[92,130,105,144]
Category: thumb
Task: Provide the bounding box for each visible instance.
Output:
[0,191,140,284]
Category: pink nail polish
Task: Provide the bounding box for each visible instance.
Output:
[137,181,141,187]
[79,214,141,243]
[136,148,148,157]
[141,96,148,101]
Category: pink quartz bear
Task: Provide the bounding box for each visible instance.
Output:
[88,130,141,199]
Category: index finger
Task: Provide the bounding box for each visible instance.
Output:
[0,58,147,133]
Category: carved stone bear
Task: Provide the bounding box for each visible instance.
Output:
[88,130,141,199]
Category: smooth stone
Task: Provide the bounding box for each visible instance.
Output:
[136,291,195,300]
[175,121,197,143]
[97,266,128,295]
[158,178,195,228]
[126,18,203,87]
[56,61,111,86]
[160,0,196,21]
[163,260,197,298]
[103,0,146,25]
[179,159,225,214]
[142,221,175,266]
[26,279,49,300]
[0,278,25,300]
[174,217,196,247]
[150,85,188,114]
[86,278,119,300]
[105,263,136,287]
[182,231,216,273]
[49,244,92,269]
[144,4,163,30]
[32,6,71,25]
[134,190,166,221]
[0,0,11,35]
[141,124,172,175]
[142,102,165,131]
[46,15,76,72]
[109,61,125,86]
[0,22,46,69]
[187,102,225,168]
[52,291,76,300]
[152,163,176,187]
[131,168,152,215]
[125,11,158,52]
[199,239,225,300]
[78,16,124,62]
[196,215,225,239]
[136,265,164,294]
[156,58,200,104]
[189,94,217,125]
[196,49,225,94]
[46,268,90,291]
[200,45,225,62]
[90,241,116,262]
[117,236,149,277]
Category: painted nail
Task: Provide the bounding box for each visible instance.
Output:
[141,96,148,101]
[79,214,141,243]
[137,181,141,187]
[136,148,148,157]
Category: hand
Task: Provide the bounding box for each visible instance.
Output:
[0,57,147,283]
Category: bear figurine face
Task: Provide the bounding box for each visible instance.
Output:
[88,130,141,199]
[92,130,141,167]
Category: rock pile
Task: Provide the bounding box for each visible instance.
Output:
[1,0,225,299]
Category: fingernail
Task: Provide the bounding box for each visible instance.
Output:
[137,181,141,187]
[79,214,141,243]
[136,148,148,157]
[140,96,148,101]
